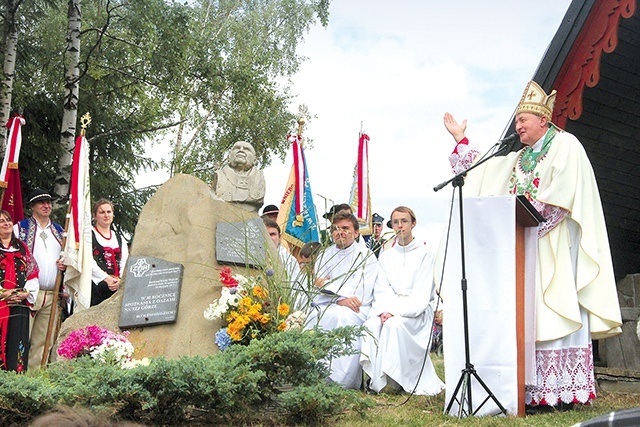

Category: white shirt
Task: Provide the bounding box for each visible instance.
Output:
[91,228,129,283]
[14,220,61,291]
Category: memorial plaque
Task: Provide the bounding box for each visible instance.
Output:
[216,217,267,268]
[119,256,183,329]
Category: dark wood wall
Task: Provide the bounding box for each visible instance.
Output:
[563,11,640,279]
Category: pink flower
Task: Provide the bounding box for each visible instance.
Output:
[57,325,129,360]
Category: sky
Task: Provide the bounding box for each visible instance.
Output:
[141,0,574,244]
[259,0,574,243]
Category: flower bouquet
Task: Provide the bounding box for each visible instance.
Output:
[57,325,135,368]
[204,267,306,350]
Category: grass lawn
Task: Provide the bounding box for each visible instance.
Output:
[331,355,639,427]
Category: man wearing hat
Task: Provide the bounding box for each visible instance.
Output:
[322,203,352,223]
[366,213,386,258]
[442,81,622,409]
[14,188,66,368]
[260,204,279,221]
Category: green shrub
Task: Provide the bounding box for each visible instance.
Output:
[0,326,371,426]
[278,383,374,425]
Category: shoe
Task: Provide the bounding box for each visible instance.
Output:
[525,404,554,415]
[557,402,574,412]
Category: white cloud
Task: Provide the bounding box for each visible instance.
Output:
[262,0,573,242]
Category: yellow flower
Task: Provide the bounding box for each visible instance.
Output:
[252,285,268,299]
[227,323,243,341]
[239,296,252,309]
[259,314,271,324]
[238,315,251,328]
[226,311,239,323]
[277,303,290,317]
[248,305,263,321]
[277,322,287,331]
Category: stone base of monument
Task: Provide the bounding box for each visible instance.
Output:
[53,174,282,361]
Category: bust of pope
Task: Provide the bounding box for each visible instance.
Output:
[211,141,265,213]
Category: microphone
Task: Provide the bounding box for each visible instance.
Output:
[497,132,519,153]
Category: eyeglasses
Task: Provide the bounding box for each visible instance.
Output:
[391,218,411,226]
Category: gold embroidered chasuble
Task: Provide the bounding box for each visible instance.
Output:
[462,129,621,342]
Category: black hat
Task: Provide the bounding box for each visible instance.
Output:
[323,203,352,220]
[372,213,384,225]
[27,188,53,206]
[262,204,279,215]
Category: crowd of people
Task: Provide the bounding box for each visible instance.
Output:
[0,191,128,372]
[262,203,445,396]
[0,79,622,415]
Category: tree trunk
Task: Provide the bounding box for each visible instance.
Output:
[54,0,82,200]
[0,0,21,150]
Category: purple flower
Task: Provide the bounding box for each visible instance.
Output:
[215,328,232,351]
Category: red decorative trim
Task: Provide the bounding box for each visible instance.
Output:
[552,0,636,128]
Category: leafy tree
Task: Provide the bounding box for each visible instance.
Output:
[163,0,330,179]
[1,0,329,236]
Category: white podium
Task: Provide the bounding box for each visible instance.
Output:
[442,196,539,417]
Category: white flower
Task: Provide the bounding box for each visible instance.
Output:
[90,337,134,367]
[204,301,222,320]
[122,357,151,369]
[235,274,249,286]
[284,310,307,330]
[204,284,246,321]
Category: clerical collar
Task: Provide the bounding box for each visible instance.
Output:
[530,134,545,153]
[396,237,415,248]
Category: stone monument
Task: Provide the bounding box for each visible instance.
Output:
[54,173,282,360]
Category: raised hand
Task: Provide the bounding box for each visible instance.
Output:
[443,112,467,143]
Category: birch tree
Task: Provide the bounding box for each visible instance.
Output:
[54,0,82,200]
[0,0,22,149]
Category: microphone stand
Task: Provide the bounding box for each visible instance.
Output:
[434,142,511,418]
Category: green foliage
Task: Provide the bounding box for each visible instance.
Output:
[0,327,371,426]
[0,372,57,423]
[278,384,374,425]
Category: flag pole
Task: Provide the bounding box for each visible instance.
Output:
[297,117,305,143]
[40,112,91,368]
[288,117,305,259]
[293,117,305,227]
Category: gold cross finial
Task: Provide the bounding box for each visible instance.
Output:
[527,90,536,100]
[80,113,92,136]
